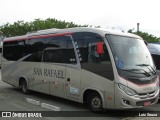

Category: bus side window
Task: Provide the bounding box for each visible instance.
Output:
[88,42,111,64]
[43,49,66,63]
[151,54,160,70]
[42,37,77,64]
[3,40,26,61]
[88,43,100,63]
[23,38,45,62]
[72,32,111,64]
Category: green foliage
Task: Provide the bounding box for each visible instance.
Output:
[1,19,159,43]
[128,29,160,43]
[0,18,88,37]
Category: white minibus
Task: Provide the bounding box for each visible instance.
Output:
[2,27,159,111]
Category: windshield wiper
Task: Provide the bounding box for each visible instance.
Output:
[135,64,156,75]
[122,68,151,77]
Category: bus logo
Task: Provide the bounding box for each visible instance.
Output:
[2,112,11,117]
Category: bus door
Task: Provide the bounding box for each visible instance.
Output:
[84,41,115,108]
[65,65,81,101]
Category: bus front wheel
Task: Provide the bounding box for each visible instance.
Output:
[88,93,103,112]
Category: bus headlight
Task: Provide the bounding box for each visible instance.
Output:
[118,84,136,96]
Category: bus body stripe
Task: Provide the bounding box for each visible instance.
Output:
[4,32,73,42]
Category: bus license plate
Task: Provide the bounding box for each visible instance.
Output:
[144,101,151,106]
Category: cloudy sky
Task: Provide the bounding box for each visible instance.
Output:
[1,0,160,37]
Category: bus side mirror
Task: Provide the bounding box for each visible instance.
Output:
[97,42,104,54]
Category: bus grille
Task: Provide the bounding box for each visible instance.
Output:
[136,98,156,106]
[135,91,156,99]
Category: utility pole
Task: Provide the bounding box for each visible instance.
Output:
[137,23,140,32]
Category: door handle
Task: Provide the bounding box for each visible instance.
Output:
[42,80,46,82]
[67,78,70,82]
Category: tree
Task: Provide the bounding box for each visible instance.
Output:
[0,18,88,37]
[128,29,160,42]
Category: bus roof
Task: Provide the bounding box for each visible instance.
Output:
[4,27,142,42]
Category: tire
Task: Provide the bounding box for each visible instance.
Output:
[88,93,103,112]
[21,80,29,94]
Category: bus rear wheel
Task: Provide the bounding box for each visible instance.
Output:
[21,79,29,94]
[88,93,103,112]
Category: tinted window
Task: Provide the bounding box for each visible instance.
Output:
[43,49,66,63]
[24,36,68,62]
[151,54,160,70]
[3,40,26,61]
[72,32,110,63]
[4,35,76,63]
[43,37,77,64]
[87,42,110,63]
[25,38,45,62]
[46,36,67,48]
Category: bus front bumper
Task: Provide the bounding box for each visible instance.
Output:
[115,88,159,109]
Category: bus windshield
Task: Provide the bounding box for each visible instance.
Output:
[106,35,154,70]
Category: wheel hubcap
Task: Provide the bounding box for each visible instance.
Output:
[91,97,101,108]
